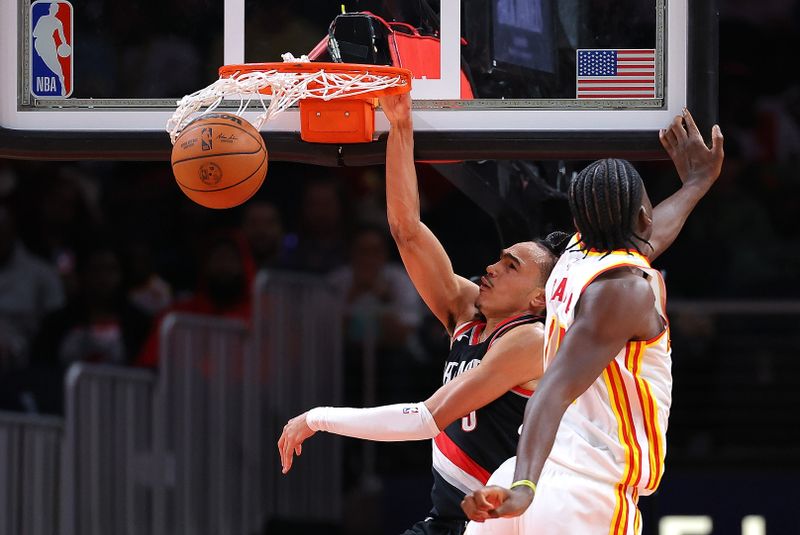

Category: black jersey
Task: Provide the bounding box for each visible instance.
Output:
[429,313,543,521]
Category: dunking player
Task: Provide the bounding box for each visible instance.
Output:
[279,93,558,535]
[461,111,724,534]
[278,96,717,534]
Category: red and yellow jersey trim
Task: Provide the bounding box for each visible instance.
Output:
[605,340,667,532]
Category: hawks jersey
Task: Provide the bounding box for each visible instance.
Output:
[430,313,542,520]
[543,235,672,500]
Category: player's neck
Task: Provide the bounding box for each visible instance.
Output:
[481,310,530,341]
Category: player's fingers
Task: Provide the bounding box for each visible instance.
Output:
[473,491,496,511]
[663,123,679,147]
[670,114,688,141]
[285,440,297,473]
[283,436,297,473]
[295,443,302,456]
[277,435,286,467]
[711,124,724,157]
[659,129,675,152]
[682,108,699,134]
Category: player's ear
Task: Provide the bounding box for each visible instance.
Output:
[529,287,546,312]
[636,205,653,233]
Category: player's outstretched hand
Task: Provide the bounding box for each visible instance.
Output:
[277,411,316,474]
[461,485,534,522]
[379,93,412,126]
[659,108,724,191]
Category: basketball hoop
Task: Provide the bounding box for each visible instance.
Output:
[167,55,412,144]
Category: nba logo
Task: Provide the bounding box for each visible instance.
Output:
[30,1,73,98]
[201,128,213,150]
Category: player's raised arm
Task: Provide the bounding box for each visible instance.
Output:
[380,94,478,334]
[648,109,724,261]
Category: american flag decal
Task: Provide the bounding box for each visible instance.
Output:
[576,49,656,99]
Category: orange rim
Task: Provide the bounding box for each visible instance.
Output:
[218,62,412,98]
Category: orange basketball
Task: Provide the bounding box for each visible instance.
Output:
[171,113,267,209]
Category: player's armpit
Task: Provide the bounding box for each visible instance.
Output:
[424,323,543,429]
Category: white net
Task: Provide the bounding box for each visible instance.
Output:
[166,54,408,144]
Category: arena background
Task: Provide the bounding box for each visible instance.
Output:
[0,1,799,534]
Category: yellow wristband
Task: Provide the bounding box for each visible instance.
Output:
[510,479,537,493]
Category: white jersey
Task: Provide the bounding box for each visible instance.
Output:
[543,235,672,499]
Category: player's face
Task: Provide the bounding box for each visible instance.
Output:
[475,242,548,318]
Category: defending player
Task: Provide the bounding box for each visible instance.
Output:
[461,111,724,534]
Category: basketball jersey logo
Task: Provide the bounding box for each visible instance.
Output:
[30,1,73,98]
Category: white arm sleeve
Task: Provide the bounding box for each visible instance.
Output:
[306,402,441,442]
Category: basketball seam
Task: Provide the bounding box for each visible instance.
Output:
[172,149,264,165]
[176,150,267,193]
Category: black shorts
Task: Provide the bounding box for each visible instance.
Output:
[401,517,468,535]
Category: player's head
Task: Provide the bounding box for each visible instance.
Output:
[49,2,59,15]
[568,158,653,254]
[475,237,561,318]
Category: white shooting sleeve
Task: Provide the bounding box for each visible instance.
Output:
[306,402,441,442]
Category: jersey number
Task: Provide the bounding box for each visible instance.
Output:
[461,411,477,432]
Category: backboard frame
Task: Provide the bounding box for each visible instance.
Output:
[0,0,718,164]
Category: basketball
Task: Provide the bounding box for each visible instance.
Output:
[57,44,71,57]
[170,113,267,209]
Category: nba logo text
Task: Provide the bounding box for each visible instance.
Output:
[30,1,73,98]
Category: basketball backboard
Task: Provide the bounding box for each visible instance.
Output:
[0,0,718,164]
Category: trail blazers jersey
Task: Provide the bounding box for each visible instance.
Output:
[430,313,542,520]
[543,235,672,498]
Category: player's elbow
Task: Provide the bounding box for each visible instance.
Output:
[388,217,421,244]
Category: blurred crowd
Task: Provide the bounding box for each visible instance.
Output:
[0,0,798,481]
[0,161,457,416]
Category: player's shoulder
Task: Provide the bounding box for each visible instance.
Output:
[487,320,544,354]
[582,268,655,315]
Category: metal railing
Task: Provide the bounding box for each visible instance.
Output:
[154,313,253,535]
[253,271,344,525]
[0,273,353,534]
[61,363,156,535]
[0,411,62,535]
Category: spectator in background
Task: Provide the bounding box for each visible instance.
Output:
[24,173,100,299]
[13,243,151,413]
[284,179,349,274]
[0,205,64,371]
[32,243,151,368]
[241,200,286,271]
[328,225,424,403]
[123,240,173,317]
[136,232,252,368]
[329,225,423,348]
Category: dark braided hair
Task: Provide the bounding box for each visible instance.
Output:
[531,231,571,284]
[568,158,651,254]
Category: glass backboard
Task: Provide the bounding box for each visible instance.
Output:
[0,0,718,163]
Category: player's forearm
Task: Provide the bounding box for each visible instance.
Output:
[306,401,440,442]
[512,382,571,486]
[385,121,422,240]
[648,181,708,261]
[649,180,708,260]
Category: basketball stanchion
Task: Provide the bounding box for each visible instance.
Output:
[167,55,412,209]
